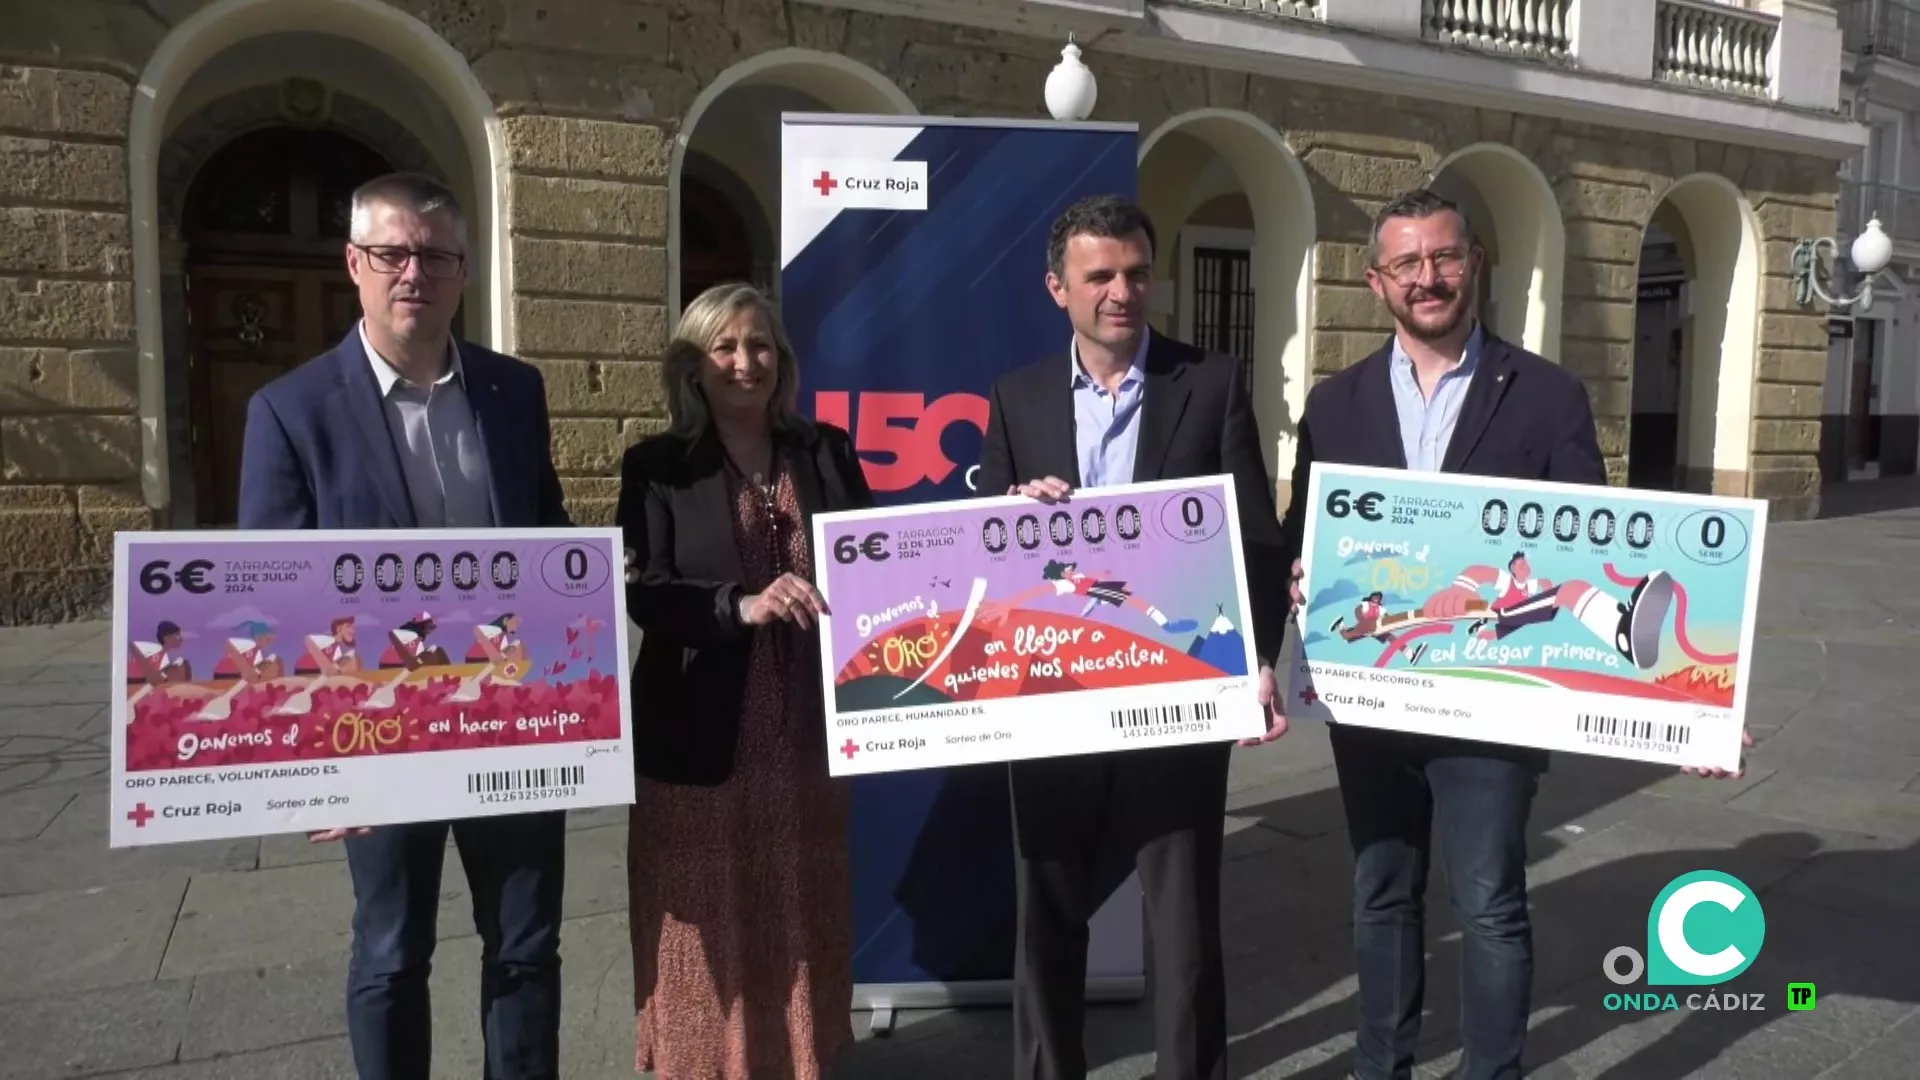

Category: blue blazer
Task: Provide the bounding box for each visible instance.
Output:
[1277,330,1605,565]
[237,328,571,530]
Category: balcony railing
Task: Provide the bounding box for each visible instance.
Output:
[1655,0,1777,98]
[1840,179,1920,247]
[1158,0,1817,105]
[1840,0,1920,65]
[1174,0,1321,19]
[1423,0,1574,61]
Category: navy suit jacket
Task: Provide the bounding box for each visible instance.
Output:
[977,328,1290,669]
[237,329,570,531]
[1277,330,1605,571]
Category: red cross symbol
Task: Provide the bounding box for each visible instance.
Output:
[840,739,859,759]
[1300,688,1319,706]
[812,170,838,196]
[127,802,155,827]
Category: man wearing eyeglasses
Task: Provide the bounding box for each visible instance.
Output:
[237,172,572,1080]
[1274,189,1604,1080]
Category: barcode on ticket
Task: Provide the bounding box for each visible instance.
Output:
[1575,714,1691,746]
[1110,701,1219,730]
[466,765,585,794]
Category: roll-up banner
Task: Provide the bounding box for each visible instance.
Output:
[778,113,1146,1025]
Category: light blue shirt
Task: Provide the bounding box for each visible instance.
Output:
[1389,323,1484,472]
[1070,333,1151,488]
[360,320,496,528]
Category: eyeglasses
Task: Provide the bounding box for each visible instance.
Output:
[1374,249,1472,287]
[353,244,465,279]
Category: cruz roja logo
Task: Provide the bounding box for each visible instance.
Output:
[1603,870,1768,1013]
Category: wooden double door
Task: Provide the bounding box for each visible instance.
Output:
[185,266,366,525]
[181,126,401,526]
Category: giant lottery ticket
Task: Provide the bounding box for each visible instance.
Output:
[812,476,1268,776]
[1283,463,1765,771]
[110,529,633,847]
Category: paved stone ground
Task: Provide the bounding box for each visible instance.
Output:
[5,503,1920,1079]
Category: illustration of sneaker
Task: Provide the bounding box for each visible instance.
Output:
[1329,615,1347,633]
[1614,570,1676,671]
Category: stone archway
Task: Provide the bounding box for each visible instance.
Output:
[678,148,774,307]
[1139,108,1317,511]
[1425,143,1567,360]
[668,47,918,323]
[155,82,444,525]
[128,0,503,517]
[1633,174,1763,494]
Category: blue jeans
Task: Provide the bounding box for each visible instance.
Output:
[1328,725,1541,1080]
[343,811,567,1080]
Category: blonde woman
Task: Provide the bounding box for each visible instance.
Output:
[616,282,874,1079]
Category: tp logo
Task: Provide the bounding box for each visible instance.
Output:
[1605,871,1766,987]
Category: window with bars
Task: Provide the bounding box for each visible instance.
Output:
[1190,246,1255,390]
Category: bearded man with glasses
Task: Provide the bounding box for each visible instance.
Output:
[236,172,577,1080]
[1275,189,1605,1080]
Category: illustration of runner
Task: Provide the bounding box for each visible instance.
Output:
[1422,552,1676,670]
[1328,591,1429,665]
[977,559,1198,634]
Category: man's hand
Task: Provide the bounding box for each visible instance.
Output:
[310,827,373,843]
[1239,664,1288,746]
[1288,559,1305,608]
[625,546,639,585]
[1680,728,1753,780]
[1010,476,1073,503]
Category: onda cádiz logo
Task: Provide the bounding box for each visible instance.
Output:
[1602,870,1770,1014]
[799,158,929,211]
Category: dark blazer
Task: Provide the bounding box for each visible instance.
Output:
[237,328,570,530]
[977,328,1290,668]
[616,420,875,786]
[1277,330,1606,570]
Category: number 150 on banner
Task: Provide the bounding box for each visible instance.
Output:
[1282,463,1766,772]
[815,391,986,493]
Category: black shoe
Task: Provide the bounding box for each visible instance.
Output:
[1614,570,1676,671]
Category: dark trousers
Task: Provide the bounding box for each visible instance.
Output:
[1009,741,1232,1080]
[343,810,568,1080]
[1328,724,1541,1080]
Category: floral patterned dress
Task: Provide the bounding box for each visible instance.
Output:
[627,451,854,1079]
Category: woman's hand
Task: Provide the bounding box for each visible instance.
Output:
[740,572,830,630]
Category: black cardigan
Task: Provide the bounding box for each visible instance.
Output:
[615,420,875,785]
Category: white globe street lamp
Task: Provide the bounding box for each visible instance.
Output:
[1045,35,1098,122]
[1792,214,1896,312]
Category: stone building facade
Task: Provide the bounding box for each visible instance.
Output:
[0,0,1864,622]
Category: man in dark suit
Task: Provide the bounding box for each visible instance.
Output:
[978,194,1291,1080]
[238,172,571,1080]
[1277,188,1599,1080]
[1281,190,1754,1080]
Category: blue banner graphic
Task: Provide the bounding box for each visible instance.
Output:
[779,114,1143,996]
